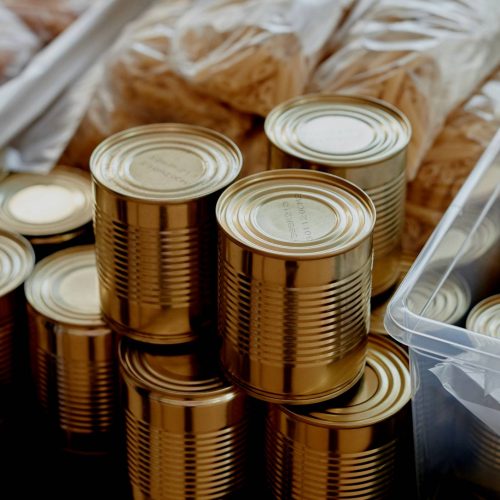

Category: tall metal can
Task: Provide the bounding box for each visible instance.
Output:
[217,169,375,404]
[265,94,411,296]
[91,124,242,344]
[25,246,117,454]
[119,340,248,499]
[266,334,411,499]
[0,229,34,425]
[0,166,93,259]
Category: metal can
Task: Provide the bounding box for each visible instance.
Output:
[0,230,34,425]
[25,245,117,455]
[266,334,411,499]
[217,169,375,404]
[0,166,93,260]
[91,124,242,344]
[119,339,248,500]
[466,295,500,336]
[265,94,411,296]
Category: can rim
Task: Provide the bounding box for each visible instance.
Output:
[265,93,412,168]
[466,294,500,337]
[0,229,34,296]
[216,169,376,260]
[90,123,242,204]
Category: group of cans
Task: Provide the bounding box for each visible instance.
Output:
[0,94,419,498]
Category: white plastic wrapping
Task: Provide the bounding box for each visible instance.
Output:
[309,0,500,179]
[62,0,255,169]
[0,6,40,84]
[173,0,354,116]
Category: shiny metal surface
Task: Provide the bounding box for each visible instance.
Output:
[91,124,242,344]
[217,169,375,404]
[466,295,500,337]
[265,94,411,296]
[266,335,411,499]
[25,246,117,454]
[0,166,93,257]
[119,340,248,499]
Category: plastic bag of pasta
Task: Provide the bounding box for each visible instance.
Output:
[309,0,500,179]
[0,6,40,84]
[62,0,254,169]
[172,0,354,116]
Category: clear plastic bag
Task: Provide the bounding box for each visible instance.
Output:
[309,0,500,180]
[172,0,354,116]
[0,6,40,84]
[62,0,255,169]
[403,67,500,255]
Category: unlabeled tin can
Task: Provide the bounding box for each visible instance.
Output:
[91,124,242,344]
[119,340,248,500]
[265,94,411,297]
[217,169,375,404]
[466,295,500,336]
[266,334,411,499]
[25,246,117,455]
[0,230,34,425]
[0,166,93,259]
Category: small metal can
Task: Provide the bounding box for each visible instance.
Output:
[25,245,117,455]
[217,169,375,404]
[91,124,242,344]
[119,340,248,500]
[266,334,411,499]
[466,295,500,336]
[0,230,34,424]
[0,166,93,259]
[265,94,411,296]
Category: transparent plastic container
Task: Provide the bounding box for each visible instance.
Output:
[386,130,500,499]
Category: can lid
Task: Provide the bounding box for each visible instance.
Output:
[407,270,471,325]
[119,341,239,403]
[0,167,92,237]
[0,229,35,296]
[466,294,500,337]
[25,245,104,327]
[283,335,410,428]
[216,169,375,259]
[265,94,411,167]
[90,124,242,203]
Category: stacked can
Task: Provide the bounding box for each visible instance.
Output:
[0,230,34,425]
[466,295,500,493]
[217,169,375,403]
[265,94,411,296]
[25,246,117,454]
[90,124,242,344]
[265,335,412,499]
[119,340,248,499]
[0,166,93,259]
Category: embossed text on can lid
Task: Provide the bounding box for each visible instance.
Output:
[119,340,238,403]
[265,94,411,167]
[466,295,500,338]
[90,124,242,202]
[0,229,34,297]
[0,167,92,237]
[282,335,410,428]
[25,245,104,327]
[407,270,471,325]
[216,169,375,259]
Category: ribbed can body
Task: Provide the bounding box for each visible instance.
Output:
[28,307,117,454]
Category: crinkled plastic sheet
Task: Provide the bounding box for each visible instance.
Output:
[62,0,255,169]
[0,5,40,84]
[172,0,354,116]
[309,0,500,180]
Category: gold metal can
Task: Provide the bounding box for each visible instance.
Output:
[0,166,93,259]
[91,124,242,344]
[217,169,375,404]
[466,294,500,336]
[266,334,411,499]
[0,230,34,424]
[25,245,117,455]
[265,94,411,296]
[119,340,248,500]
